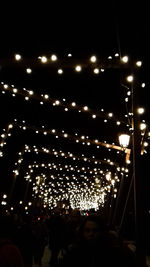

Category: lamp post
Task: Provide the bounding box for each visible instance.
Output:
[131,90,146,266]
[128,77,146,266]
[112,134,130,229]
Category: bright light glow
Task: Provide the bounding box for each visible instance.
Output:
[92,114,96,118]
[136,61,142,67]
[41,56,47,63]
[8,124,13,129]
[93,68,99,74]
[119,134,130,148]
[144,142,148,147]
[71,102,76,106]
[127,91,131,96]
[121,56,128,63]
[44,94,49,99]
[126,75,134,82]
[95,178,99,183]
[29,90,34,95]
[15,54,21,61]
[26,68,32,74]
[75,65,82,72]
[140,123,146,130]
[13,88,18,93]
[58,69,63,74]
[83,106,88,111]
[55,100,60,105]
[137,107,145,114]
[51,54,57,61]
[90,55,97,63]
[106,173,111,181]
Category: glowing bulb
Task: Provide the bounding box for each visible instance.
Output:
[137,107,145,114]
[106,173,111,181]
[140,123,146,130]
[41,56,47,63]
[51,54,57,61]
[71,102,76,106]
[83,106,88,111]
[136,61,142,67]
[127,91,131,96]
[15,54,21,61]
[26,68,32,73]
[95,178,99,183]
[29,90,34,95]
[55,100,60,105]
[127,75,134,82]
[58,69,63,74]
[92,114,96,118]
[13,88,18,93]
[90,55,97,63]
[75,65,82,72]
[4,84,8,89]
[144,142,148,147]
[93,68,99,74]
[8,124,13,129]
[121,56,128,63]
[44,94,49,99]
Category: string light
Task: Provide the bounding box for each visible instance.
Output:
[0,82,129,126]
[0,52,149,211]
[0,120,131,161]
[15,54,22,61]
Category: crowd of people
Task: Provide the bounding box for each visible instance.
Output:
[0,206,140,267]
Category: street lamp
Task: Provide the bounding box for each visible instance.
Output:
[119,134,130,148]
[112,133,131,229]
